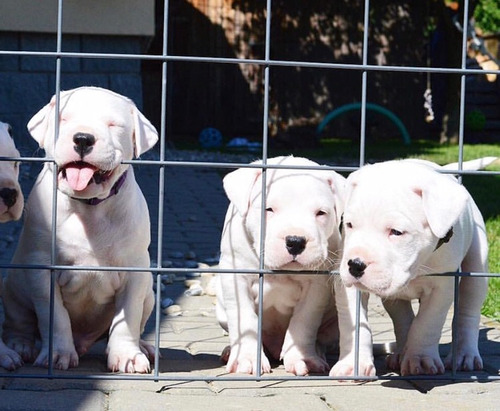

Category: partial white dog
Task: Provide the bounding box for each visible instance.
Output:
[339,158,494,376]
[0,122,23,222]
[0,121,24,370]
[216,156,374,376]
[2,87,158,373]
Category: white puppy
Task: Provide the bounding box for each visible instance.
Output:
[339,159,491,376]
[216,156,374,376]
[0,121,24,370]
[2,87,158,373]
[0,122,23,222]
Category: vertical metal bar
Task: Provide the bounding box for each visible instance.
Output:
[255,0,273,379]
[353,0,371,378]
[358,0,370,168]
[153,0,171,378]
[47,0,64,376]
[452,274,460,377]
[451,0,471,377]
[457,0,470,181]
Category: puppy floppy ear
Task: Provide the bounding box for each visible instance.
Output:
[223,163,263,216]
[415,174,470,239]
[132,106,158,157]
[27,96,57,148]
[324,170,346,228]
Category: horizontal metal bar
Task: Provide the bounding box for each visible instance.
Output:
[1,263,497,278]
[0,371,497,382]
[1,49,499,76]
[1,156,499,176]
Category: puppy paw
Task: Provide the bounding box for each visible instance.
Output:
[0,343,23,370]
[400,352,445,376]
[139,339,158,360]
[329,356,376,379]
[283,351,329,376]
[34,346,79,370]
[223,344,271,374]
[6,338,37,363]
[444,347,483,371]
[386,352,401,371]
[107,344,151,373]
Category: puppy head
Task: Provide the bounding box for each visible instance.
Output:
[0,122,24,222]
[27,87,158,199]
[339,160,470,296]
[223,155,345,270]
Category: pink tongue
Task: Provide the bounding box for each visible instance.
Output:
[64,165,96,191]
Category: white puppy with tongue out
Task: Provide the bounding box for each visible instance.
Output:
[2,87,158,372]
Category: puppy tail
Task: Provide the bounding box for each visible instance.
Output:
[442,157,498,171]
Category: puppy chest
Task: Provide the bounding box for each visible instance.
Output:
[58,271,125,305]
[58,216,141,266]
[253,275,309,311]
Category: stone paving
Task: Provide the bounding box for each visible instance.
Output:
[0,156,499,410]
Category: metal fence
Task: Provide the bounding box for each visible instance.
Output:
[0,0,499,384]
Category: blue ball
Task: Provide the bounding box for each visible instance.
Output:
[199,127,223,148]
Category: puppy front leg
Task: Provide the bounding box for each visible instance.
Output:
[382,298,415,371]
[0,341,23,370]
[444,275,488,371]
[32,276,79,370]
[220,274,270,374]
[107,272,153,374]
[398,284,453,376]
[280,279,331,376]
[330,281,375,378]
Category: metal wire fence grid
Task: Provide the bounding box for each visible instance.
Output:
[0,0,499,383]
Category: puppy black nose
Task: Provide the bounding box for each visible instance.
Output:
[348,258,366,278]
[73,132,95,157]
[285,235,307,256]
[0,188,18,208]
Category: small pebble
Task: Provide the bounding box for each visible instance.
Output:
[161,274,175,285]
[168,251,184,259]
[184,284,203,296]
[202,257,220,265]
[184,279,201,288]
[152,282,165,293]
[163,304,182,316]
[184,260,199,269]
[161,297,175,309]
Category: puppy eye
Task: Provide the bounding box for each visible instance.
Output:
[345,222,353,229]
[266,207,274,213]
[7,124,13,136]
[390,229,404,236]
[108,121,123,128]
[316,210,327,216]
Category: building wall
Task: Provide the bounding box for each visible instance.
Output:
[0,1,155,151]
[0,0,155,36]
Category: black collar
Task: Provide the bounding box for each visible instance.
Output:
[434,227,453,251]
[71,170,128,206]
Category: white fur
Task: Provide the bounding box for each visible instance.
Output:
[2,87,158,373]
[216,156,375,377]
[339,159,491,376]
[0,121,24,370]
[0,122,23,222]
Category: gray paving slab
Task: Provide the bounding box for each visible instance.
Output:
[0,158,499,411]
